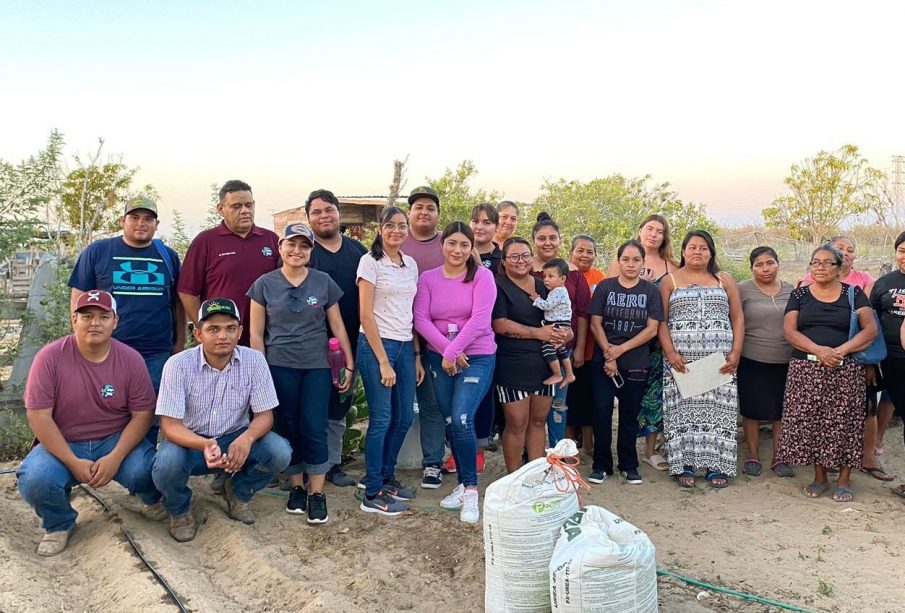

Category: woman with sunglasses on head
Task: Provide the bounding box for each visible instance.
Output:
[737,247,795,479]
[659,230,744,489]
[248,223,354,524]
[587,240,663,485]
[414,222,497,524]
[609,214,680,472]
[493,237,573,472]
[356,207,424,516]
[777,244,876,503]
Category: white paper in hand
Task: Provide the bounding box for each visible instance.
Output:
[671,352,732,399]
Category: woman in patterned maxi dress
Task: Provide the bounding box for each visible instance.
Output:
[658,231,745,488]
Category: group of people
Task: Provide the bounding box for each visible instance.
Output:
[14,180,905,557]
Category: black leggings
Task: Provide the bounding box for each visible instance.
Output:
[880,357,905,445]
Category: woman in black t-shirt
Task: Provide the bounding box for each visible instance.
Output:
[587,240,663,485]
[777,244,877,503]
[492,237,572,472]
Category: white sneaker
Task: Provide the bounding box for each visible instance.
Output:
[460,488,480,524]
[440,484,466,510]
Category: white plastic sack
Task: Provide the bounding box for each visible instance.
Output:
[484,439,584,613]
[549,505,658,613]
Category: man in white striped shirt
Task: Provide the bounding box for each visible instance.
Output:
[151,298,291,542]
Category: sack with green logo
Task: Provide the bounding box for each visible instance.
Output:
[484,439,584,613]
[549,506,657,613]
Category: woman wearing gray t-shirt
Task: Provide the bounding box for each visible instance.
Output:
[737,246,794,479]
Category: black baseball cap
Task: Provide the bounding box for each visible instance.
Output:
[198,298,240,322]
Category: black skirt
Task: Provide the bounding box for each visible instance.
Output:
[737,355,789,421]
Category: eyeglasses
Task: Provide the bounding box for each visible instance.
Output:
[383,222,408,231]
[809,260,839,269]
[505,253,533,262]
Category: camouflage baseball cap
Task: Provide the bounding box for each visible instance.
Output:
[407,185,440,207]
[124,197,158,218]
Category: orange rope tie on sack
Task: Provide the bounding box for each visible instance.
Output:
[547,454,591,505]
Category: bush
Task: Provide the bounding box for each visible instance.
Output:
[0,409,33,461]
[342,377,368,458]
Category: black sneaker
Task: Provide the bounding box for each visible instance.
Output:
[382,479,416,501]
[326,464,357,488]
[622,469,643,485]
[307,492,329,524]
[421,465,442,489]
[286,486,307,515]
[588,471,608,484]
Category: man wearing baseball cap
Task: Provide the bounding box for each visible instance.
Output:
[152,297,291,541]
[178,180,279,347]
[68,197,186,440]
[17,290,165,556]
[401,186,448,489]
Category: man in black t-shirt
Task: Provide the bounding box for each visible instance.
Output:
[306,189,368,487]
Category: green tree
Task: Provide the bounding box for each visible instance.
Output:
[60,149,157,250]
[167,210,192,258]
[426,160,504,228]
[203,182,222,229]
[0,130,65,263]
[529,174,717,266]
[761,144,884,243]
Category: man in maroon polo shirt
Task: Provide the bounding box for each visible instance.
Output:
[178,180,279,347]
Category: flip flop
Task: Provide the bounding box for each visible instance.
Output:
[771,462,795,478]
[743,459,762,476]
[803,482,829,498]
[642,454,669,471]
[706,471,729,489]
[676,469,696,488]
[832,487,854,503]
[860,466,895,482]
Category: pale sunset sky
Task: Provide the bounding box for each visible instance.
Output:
[1,0,903,234]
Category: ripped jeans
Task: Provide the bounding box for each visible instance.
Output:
[424,352,495,487]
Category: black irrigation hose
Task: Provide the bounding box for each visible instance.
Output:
[77,485,189,613]
[0,469,18,475]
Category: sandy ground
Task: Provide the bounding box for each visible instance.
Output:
[1,421,904,612]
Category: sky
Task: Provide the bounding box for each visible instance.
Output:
[1,0,903,235]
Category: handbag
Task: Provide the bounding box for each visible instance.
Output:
[847,284,886,365]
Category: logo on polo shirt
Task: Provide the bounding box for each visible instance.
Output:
[100,384,116,398]
[262,247,273,257]
[307,296,318,306]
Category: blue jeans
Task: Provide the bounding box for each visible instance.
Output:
[17,432,160,533]
[547,367,568,447]
[358,335,416,496]
[152,428,291,516]
[417,357,447,467]
[143,352,170,446]
[589,363,647,474]
[270,365,332,475]
[425,352,495,487]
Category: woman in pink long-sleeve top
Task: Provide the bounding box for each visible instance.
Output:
[414,221,497,524]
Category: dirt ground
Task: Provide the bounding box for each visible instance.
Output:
[1,422,904,613]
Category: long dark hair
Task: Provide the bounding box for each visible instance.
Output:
[617,239,646,259]
[370,206,406,261]
[679,230,720,279]
[441,221,478,283]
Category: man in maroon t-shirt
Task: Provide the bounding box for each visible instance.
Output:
[17,290,164,556]
[178,179,279,346]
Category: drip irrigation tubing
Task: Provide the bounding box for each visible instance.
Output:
[656,568,814,612]
[0,469,18,475]
[77,485,189,613]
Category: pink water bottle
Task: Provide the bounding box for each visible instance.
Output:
[327,338,345,387]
